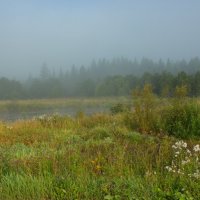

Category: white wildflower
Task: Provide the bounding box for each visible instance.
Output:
[166,141,199,179]
[181,159,190,165]
[193,144,200,152]
[187,149,192,155]
[182,142,187,148]
[165,166,172,172]
[193,170,200,179]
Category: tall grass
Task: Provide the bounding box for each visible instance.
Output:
[0,96,200,199]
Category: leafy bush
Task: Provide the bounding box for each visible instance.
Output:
[110,103,130,114]
[131,84,161,134]
[163,102,200,138]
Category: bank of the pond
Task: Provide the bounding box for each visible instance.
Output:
[0,97,130,121]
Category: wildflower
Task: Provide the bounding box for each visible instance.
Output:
[91,160,95,164]
[187,149,192,155]
[181,159,190,165]
[165,166,172,172]
[182,142,187,148]
[188,174,192,178]
[96,165,101,170]
[193,144,200,152]
[166,141,200,180]
[177,170,184,175]
[172,145,177,149]
[181,188,185,192]
[174,140,187,149]
[193,170,200,179]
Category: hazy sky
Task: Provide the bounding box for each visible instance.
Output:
[0,0,200,78]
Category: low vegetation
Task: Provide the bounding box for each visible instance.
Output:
[0,86,200,199]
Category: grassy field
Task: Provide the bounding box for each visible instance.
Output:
[0,94,200,199]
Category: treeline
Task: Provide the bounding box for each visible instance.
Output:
[0,57,200,99]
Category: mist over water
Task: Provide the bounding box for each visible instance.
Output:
[0,0,200,79]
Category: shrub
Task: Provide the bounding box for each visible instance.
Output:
[131,84,161,134]
[163,102,200,138]
[110,103,130,115]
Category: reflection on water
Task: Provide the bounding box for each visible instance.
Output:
[0,107,108,122]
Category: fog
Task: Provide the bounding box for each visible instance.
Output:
[0,0,200,79]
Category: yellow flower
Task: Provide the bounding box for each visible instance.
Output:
[91,160,95,164]
[96,165,101,170]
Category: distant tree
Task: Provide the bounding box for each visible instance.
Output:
[40,63,51,80]
[78,79,95,97]
[0,78,24,99]
[191,71,200,96]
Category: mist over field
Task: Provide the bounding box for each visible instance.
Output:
[1,2,200,200]
[0,0,200,79]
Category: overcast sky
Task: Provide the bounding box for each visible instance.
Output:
[0,0,200,78]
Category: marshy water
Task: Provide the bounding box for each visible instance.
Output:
[0,97,130,121]
[0,106,109,122]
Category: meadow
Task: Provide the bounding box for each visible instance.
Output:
[0,88,200,200]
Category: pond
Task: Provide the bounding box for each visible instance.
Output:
[0,97,130,121]
[0,106,109,122]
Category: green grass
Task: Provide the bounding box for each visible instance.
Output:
[0,99,200,199]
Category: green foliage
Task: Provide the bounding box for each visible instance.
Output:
[123,131,144,143]
[1,58,200,99]
[174,85,188,99]
[84,126,111,141]
[155,187,194,200]
[0,78,25,100]
[0,105,200,199]
[0,173,52,200]
[155,140,200,200]
[131,84,161,133]
[110,103,130,114]
[163,101,200,138]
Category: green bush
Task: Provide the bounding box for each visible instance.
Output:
[163,102,200,138]
[110,103,130,114]
[130,84,161,134]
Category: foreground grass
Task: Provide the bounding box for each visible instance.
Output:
[0,113,199,200]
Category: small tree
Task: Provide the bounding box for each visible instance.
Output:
[131,84,160,134]
[163,84,200,138]
[40,63,51,80]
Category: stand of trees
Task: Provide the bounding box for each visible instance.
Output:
[0,57,200,99]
